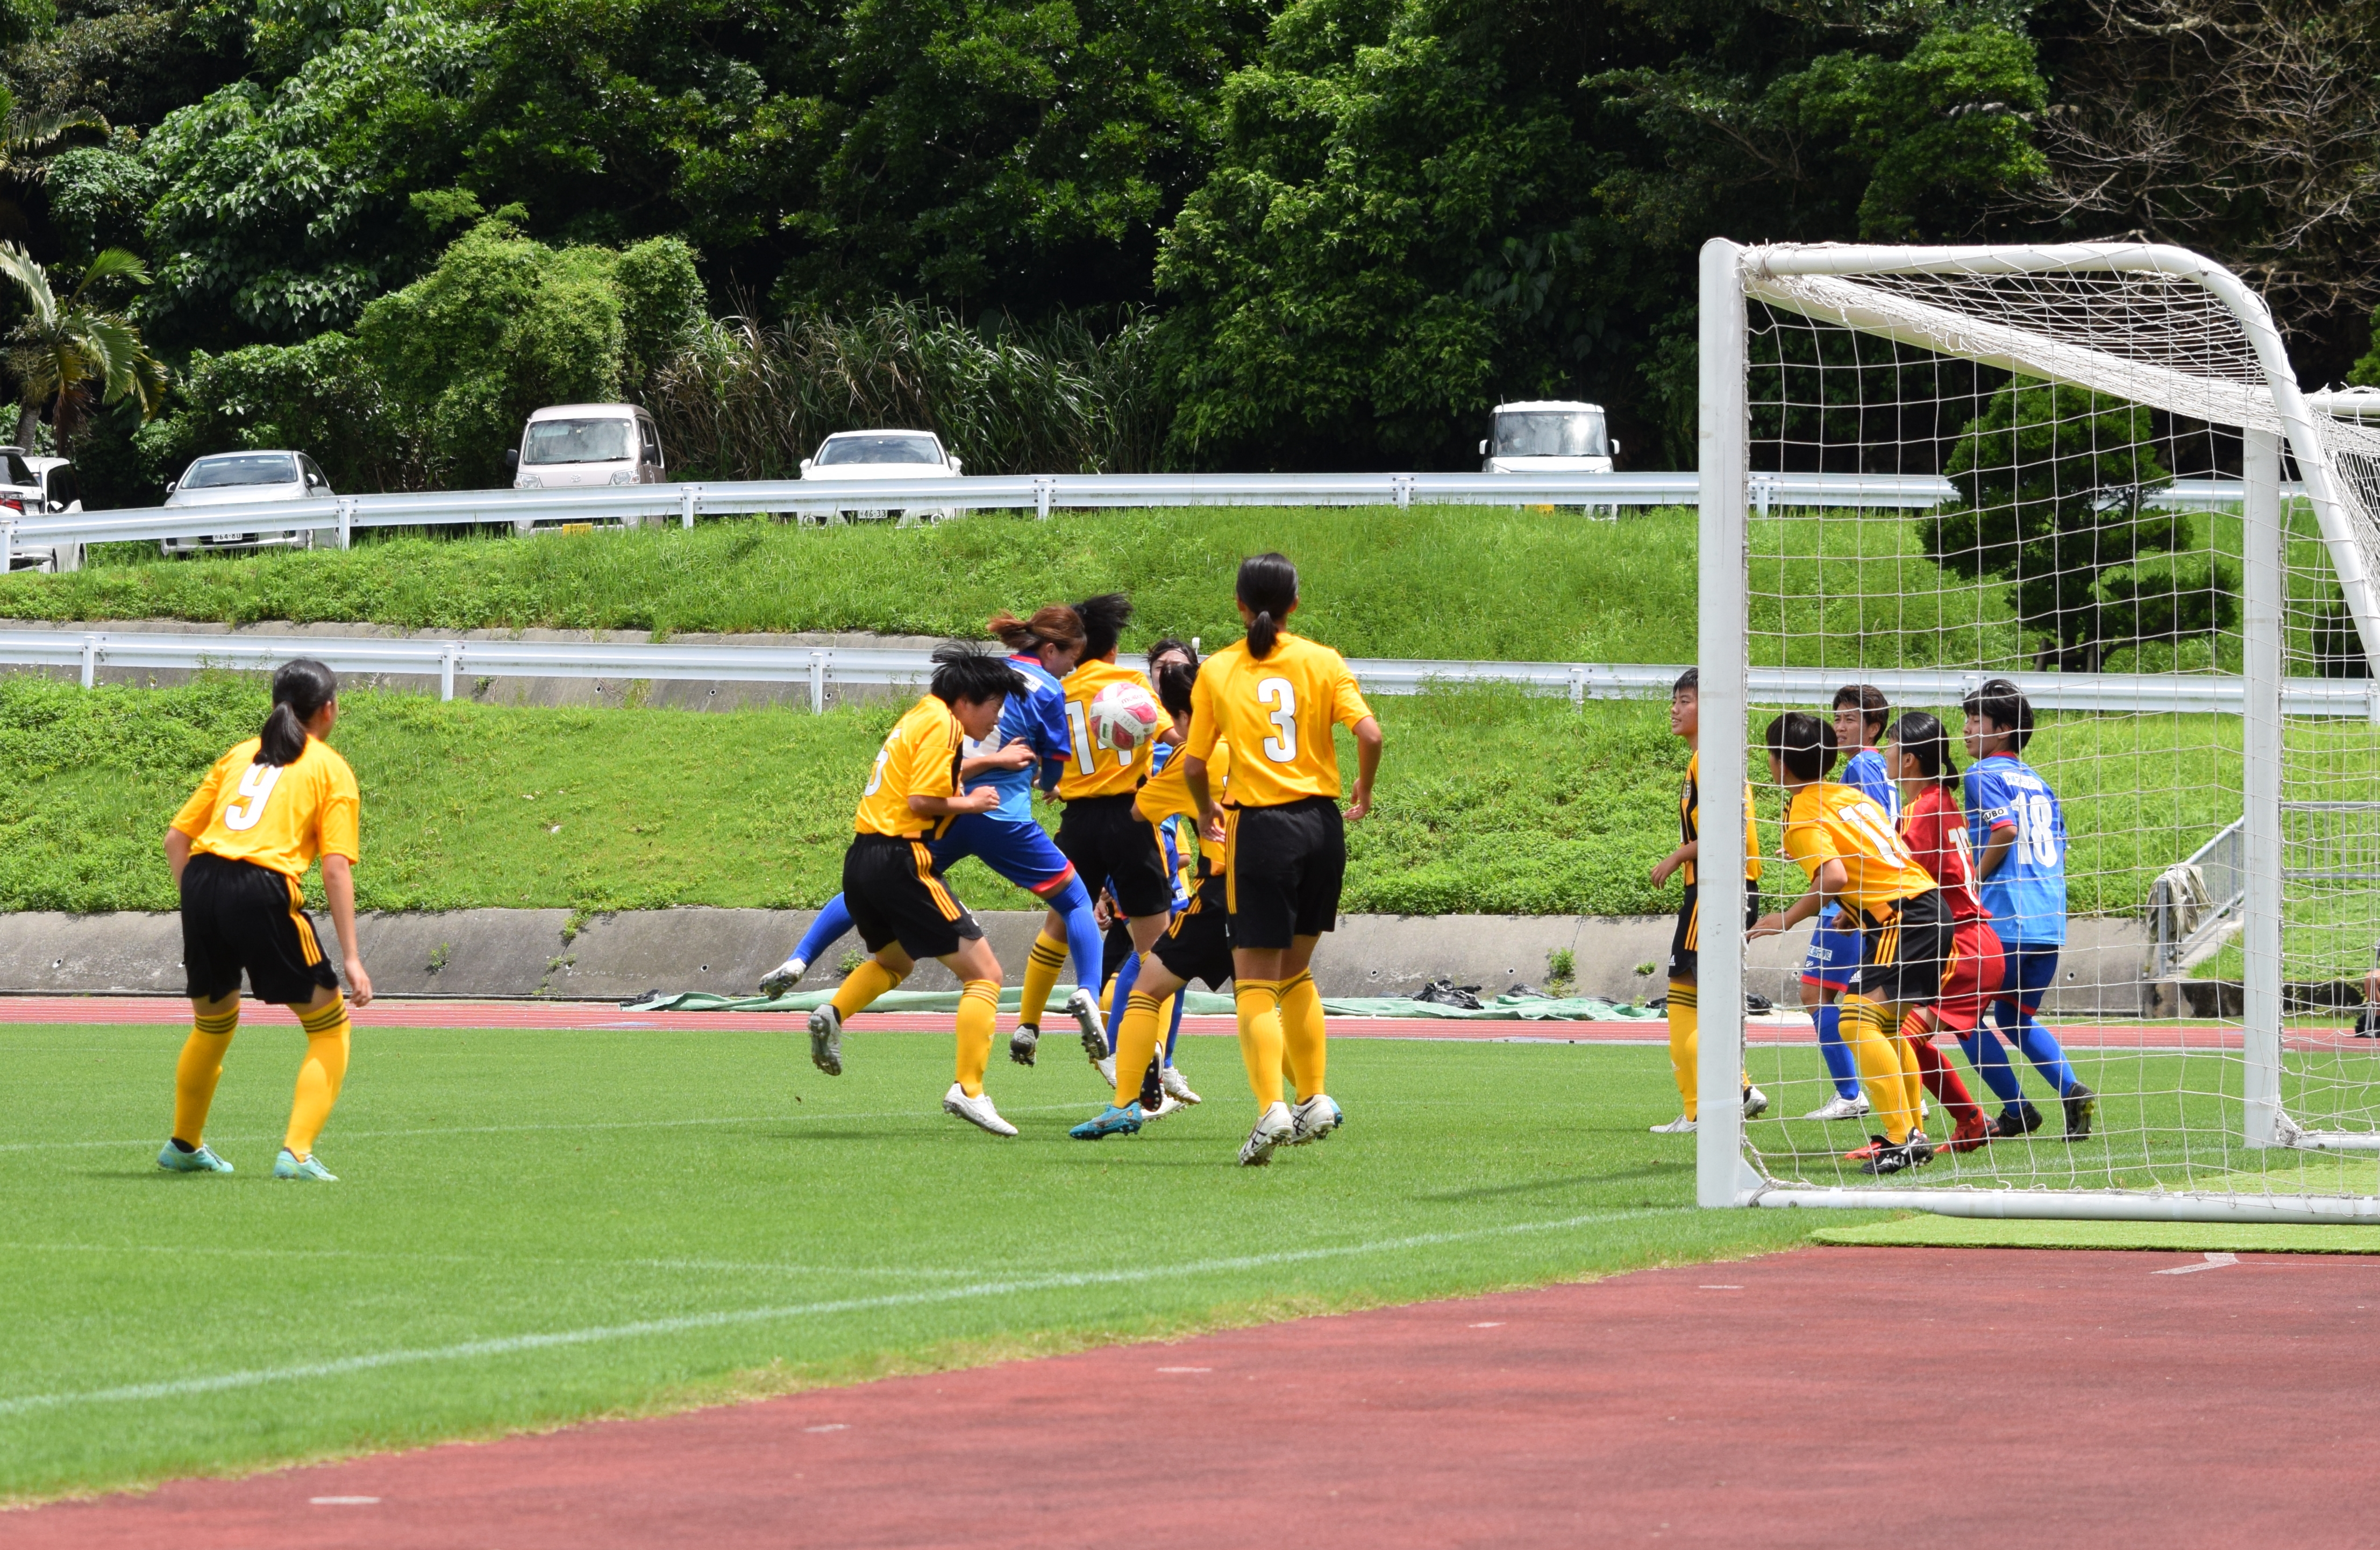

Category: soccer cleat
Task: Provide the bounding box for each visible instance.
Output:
[1649,1114,1697,1134]
[1093,1053,1116,1091]
[1160,1065,1201,1105]
[157,1140,233,1174]
[758,955,807,999]
[1069,1103,1144,1140]
[1742,1085,1769,1120]
[943,1083,1018,1136]
[1988,1101,2044,1140]
[1142,1090,1185,1124]
[1859,1139,1922,1177]
[273,1148,337,1182]
[807,1004,844,1076]
[1238,1102,1294,1166]
[1138,1056,1165,1112]
[1290,1094,1343,1145]
[1008,1022,1041,1066]
[1904,1128,1936,1167]
[1801,1091,1873,1121]
[1948,1112,1993,1154]
[1066,987,1106,1062]
[2062,1084,2098,1141]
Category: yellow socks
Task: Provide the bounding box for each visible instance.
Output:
[1666,980,1699,1120]
[953,980,1000,1096]
[830,957,906,1021]
[172,1004,240,1146]
[1018,930,1067,1025]
[1279,970,1327,1101]
[1113,990,1166,1108]
[1234,978,1285,1110]
[285,996,351,1157]
[1841,997,1916,1144]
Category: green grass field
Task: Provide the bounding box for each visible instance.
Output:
[2,1024,1835,1504]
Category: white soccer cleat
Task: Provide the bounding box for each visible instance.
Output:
[1142,1090,1185,1124]
[1093,1053,1116,1090]
[759,955,807,999]
[1743,1085,1770,1120]
[807,1004,844,1076]
[1801,1091,1873,1121]
[1649,1114,1698,1134]
[1238,1101,1294,1166]
[1290,1093,1343,1145]
[1065,987,1106,1059]
[942,1083,1018,1137]
[1159,1065,1201,1105]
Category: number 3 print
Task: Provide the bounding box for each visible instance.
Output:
[1258,678,1296,763]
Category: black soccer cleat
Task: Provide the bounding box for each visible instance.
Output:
[1138,1055,1164,1111]
[2062,1084,2097,1141]
[1859,1139,1922,1176]
[1987,1101,2044,1140]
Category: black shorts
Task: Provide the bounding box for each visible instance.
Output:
[1056,794,1174,920]
[1666,879,1762,983]
[844,833,985,962]
[1226,796,1344,950]
[180,853,341,1005]
[1150,871,1235,989]
[1853,887,1953,1006]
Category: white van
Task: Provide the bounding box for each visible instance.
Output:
[507,404,666,489]
[1,450,84,573]
[1480,400,1617,473]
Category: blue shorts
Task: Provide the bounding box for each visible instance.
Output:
[1801,922,1859,991]
[1992,943,2060,1014]
[928,813,1079,900]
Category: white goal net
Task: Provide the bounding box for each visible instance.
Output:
[1694,240,2380,1221]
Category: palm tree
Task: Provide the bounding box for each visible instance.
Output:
[0,243,166,453]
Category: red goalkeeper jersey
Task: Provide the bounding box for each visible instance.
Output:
[1900,784,1987,923]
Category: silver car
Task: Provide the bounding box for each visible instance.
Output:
[161,451,333,557]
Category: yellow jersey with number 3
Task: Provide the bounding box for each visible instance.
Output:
[1137,736,1232,870]
[854,695,964,837]
[1783,781,1935,913]
[1185,633,1372,809]
[1058,658,1159,799]
[172,736,361,884]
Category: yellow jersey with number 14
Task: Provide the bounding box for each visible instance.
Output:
[1058,657,1159,800]
[172,735,360,887]
[1185,633,1372,810]
[1783,781,1935,914]
[854,695,965,838]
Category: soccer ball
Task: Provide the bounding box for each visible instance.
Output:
[1088,681,1163,752]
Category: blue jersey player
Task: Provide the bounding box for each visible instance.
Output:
[1959,678,2095,1140]
[759,608,1110,1063]
[1797,685,1899,1120]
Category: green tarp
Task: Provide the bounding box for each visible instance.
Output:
[616,987,1662,1021]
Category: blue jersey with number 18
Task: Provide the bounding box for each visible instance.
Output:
[1962,753,2067,947]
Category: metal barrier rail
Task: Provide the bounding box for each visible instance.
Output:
[8,624,2377,719]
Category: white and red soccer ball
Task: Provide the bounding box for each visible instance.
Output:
[1089,681,1163,751]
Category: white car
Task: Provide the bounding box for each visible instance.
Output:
[508,404,666,490]
[160,451,333,557]
[1480,400,1618,473]
[799,429,964,522]
[1,450,85,573]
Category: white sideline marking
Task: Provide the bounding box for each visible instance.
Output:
[2153,1252,2240,1275]
[802,1424,847,1433]
[1466,1322,1503,1328]
[0,1207,1680,1417]
[0,1241,993,1279]
[1156,1367,1210,1373]
[1698,1285,1743,1290]
[310,1496,380,1505]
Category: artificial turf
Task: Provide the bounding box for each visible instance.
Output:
[0,1023,1841,1504]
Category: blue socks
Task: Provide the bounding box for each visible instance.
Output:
[1956,1029,2025,1108]
[1994,1001,2082,1097]
[1054,877,1105,1009]
[1102,944,1144,1057]
[1164,986,1185,1065]
[791,894,856,969]
[1810,1001,1861,1100]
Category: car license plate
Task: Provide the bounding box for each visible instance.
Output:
[211,531,244,543]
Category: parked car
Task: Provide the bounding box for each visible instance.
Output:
[799,429,964,522]
[160,451,333,557]
[1479,400,1617,473]
[506,404,666,489]
[0,449,85,573]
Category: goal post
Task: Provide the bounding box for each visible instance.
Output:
[1695,238,2380,1222]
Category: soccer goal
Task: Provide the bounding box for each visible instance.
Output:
[1694,239,2380,1222]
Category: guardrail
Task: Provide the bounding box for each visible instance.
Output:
[0,470,1974,565]
[8,624,2378,720]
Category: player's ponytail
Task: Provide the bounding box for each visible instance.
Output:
[1155,659,1197,723]
[1074,593,1133,661]
[258,658,337,767]
[987,605,1085,655]
[1887,711,1961,799]
[1236,552,1298,660]
[1764,710,1836,783]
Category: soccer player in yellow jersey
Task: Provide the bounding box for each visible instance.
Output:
[158,659,373,1183]
[1184,552,1383,1165]
[1647,669,1768,1133]
[808,647,1028,1136]
[1750,710,1951,1175]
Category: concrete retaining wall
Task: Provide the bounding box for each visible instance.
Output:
[0,907,2158,1012]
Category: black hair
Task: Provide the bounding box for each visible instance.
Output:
[1155,659,1198,722]
[1075,593,1133,662]
[1673,667,1698,697]
[1237,552,1298,659]
[1764,710,1837,783]
[1832,683,1890,743]
[929,642,1027,705]
[1960,676,2036,752]
[1145,636,1198,673]
[259,658,337,767]
[1886,711,1961,797]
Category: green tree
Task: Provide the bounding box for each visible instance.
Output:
[132,331,415,495]
[0,239,163,451]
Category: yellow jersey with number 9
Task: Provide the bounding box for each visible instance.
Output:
[854,695,964,837]
[1185,633,1372,809]
[172,735,361,884]
[1058,658,1159,799]
[1783,781,1935,913]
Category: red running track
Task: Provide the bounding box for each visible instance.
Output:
[10,1247,2375,1548]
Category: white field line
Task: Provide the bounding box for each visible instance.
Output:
[0,1242,992,1278]
[0,1206,1681,1417]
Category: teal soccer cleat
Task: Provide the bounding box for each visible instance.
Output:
[157,1140,233,1174]
[273,1148,338,1182]
[1068,1103,1143,1140]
